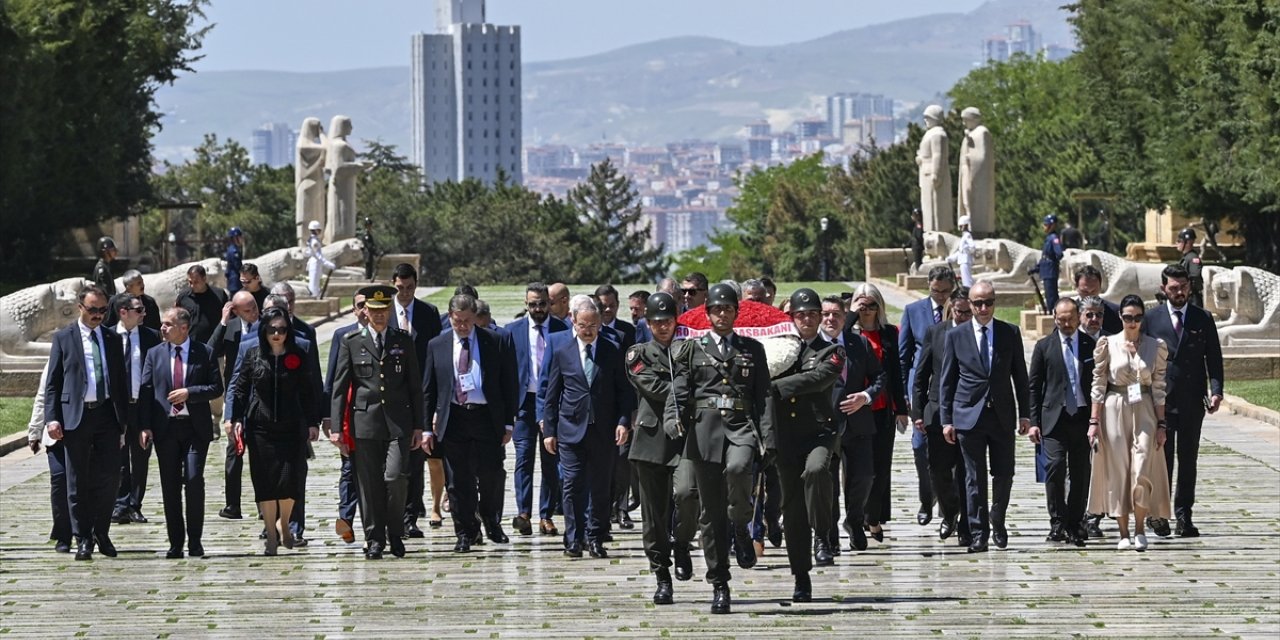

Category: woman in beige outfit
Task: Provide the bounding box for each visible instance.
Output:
[1087,295,1172,551]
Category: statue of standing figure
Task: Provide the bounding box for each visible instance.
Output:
[324,115,364,244]
[295,117,327,247]
[957,107,996,238]
[916,105,953,233]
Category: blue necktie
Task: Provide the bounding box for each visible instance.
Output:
[1063,336,1081,414]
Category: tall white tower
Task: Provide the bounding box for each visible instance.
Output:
[411,0,522,185]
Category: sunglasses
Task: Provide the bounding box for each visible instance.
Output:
[355,301,366,309]
[858,302,879,310]
[266,326,289,335]
[1084,312,1102,319]
[127,306,146,313]
[680,288,705,296]
[1121,314,1144,323]
[527,301,548,308]
[971,299,996,308]
[82,305,108,315]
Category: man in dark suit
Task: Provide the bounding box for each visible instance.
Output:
[1028,298,1096,547]
[1074,265,1122,335]
[543,295,634,559]
[270,282,318,345]
[911,287,972,547]
[44,286,129,561]
[209,290,260,520]
[1143,263,1224,538]
[594,284,640,529]
[330,285,424,559]
[139,306,223,558]
[505,282,570,537]
[391,263,444,538]
[940,281,1031,553]
[835,307,888,552]
[898,266,955,526]
[104,270,161,331]
[323,292,369,544]
[176,265,228,344]
[109,294,162,525]
[422,294,518,552]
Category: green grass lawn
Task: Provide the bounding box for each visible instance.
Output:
[1,396,34,439]
[1225,380,1280,413]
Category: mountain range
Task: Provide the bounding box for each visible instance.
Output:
[152,0,1074,161]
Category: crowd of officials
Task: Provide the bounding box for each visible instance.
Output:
[30,253,1224,614]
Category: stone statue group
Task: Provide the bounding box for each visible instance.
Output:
[916,105,994,237]
[295,116,365,247]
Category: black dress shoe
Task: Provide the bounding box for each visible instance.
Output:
[848,523,868,551]
[165,547,184,559]
[732,526,756,569]
[766,518,783,548]
[95,535,118,558]
[512,514,532,536]
[599,531,614,543]
[618,510,635,530]
[588,540,609,558]
[1176,518,1200,538]
[673,544,693,581]
[939,515,957,540]
[486,524,509,544]
[129,510,148,524]
[405,522,425,539]
[792,573,812,603]
[1086,516,1105,539]
[112,510,132,525]
[711,582,731,614]
[957,534,973,548]
[75,539,92,561]
[389,538,406,558]
[917,507,933,526]
[454,536,472,553]
[992,526,1008,549]
[814,539,834,567]
[54,541,72,554]
[967,542,989,553]
[1147,516,1172,538]
[188,543,205,558]
[218,507,243,520]
[365,541,384,559]
[627,497,641,512]
[653,568,674,605]
[1067,534,1086,548]
[469,531,485,546]
[828,534,842,556]
[563,542,583,558]
[293,536,309,548]
[1046,525,1066,543]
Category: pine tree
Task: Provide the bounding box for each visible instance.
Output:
[566,158,668,283]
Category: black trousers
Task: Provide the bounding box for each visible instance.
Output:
[404,448,428,526]
[62,405,122,542]
[633,458,699,571]
[1165,405,1206,519]
[865,409,896,525]
[777,438,835,575]
[957,408,1015,544]
[925,424,970,540]
[223,437,244,511]
[837,434,875,533]
[353,436,410,544]
[46,442,72,544]
[155,418,210,549]
[114,401,151,514]
[1043,412,1091,532]
[611,439,633,515]
[440,407,504,539]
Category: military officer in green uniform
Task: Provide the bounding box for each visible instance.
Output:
[770,288,845,602]
[92,236,118,296]
[666,283,775,615]
[330,285,424,560]
[625,291,700,605]
[1177,228,1204,308]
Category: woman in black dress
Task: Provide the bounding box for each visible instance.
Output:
[229,307,318,555]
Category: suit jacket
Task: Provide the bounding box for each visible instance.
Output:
[1028,329,1096,435]
[1101,299,1123,336]
[898,296,943,402]
[423,326,518,442]
[139,340,223,441]
[603,319,637,352]
[504,315,570,395]
[323,322,365,419]
[939,319,1031,431]
[208,319,254,391]
[910,321,953,429]
[771,336,844,451]
[1143,302,1225,415]
[543,335,633,445]
[331,327,423,441]
[836,330,888,439]
[402,298,444,372]
[44,322,129,432]
[224,334,321,424]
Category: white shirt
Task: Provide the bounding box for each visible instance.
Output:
[972,318,995,369]
[528,319,548,393]
[78,320,108,402]
[116,324,141,400]
[453,332,486,404]
[169,338,191,416]
[394,297,414,333]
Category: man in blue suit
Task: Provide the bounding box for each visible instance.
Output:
[940,281,1031,553]
[898,266,955,526]
[504,282,569,537]
[323,292,369,543]
[543,295,634,559]
[44,286,129,561]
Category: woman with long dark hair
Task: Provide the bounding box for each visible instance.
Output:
[229,307,318,555]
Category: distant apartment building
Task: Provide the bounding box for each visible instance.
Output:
[982,20,1071,63]
[250,122,297,168]
[793,117,829,139]
[714,143,743,170]
[411,0,522,185]
[826,92,894,147]
[523,145,573,176]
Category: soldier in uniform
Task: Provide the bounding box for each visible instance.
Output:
[306,220,335,299]
[329,285,424,559]
[1177,228,1204,308]
[770,288,844,603]
[1038,215,1065,312]
[224,227,244,294]
[359,217,378,281]
[92,236,118,297]
[625,292,699,605]
[666,283,775,615]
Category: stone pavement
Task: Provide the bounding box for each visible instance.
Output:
[1,403,1277,638]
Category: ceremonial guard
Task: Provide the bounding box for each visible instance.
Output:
[224,227,244,294]
[769,288,844,603]
[306,220,336,299]
[359,217,378,281]
[1038,215,1065,311]
[666,283,774,615]
[92,236,118,297]
[1176,228,1204,308]
[625,292,699,605]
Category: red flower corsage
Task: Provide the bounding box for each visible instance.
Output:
[283,353,302,370]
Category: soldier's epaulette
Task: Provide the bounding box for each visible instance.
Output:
[389,327,410,337]
[343,331,362,341]
[671,340,695,359]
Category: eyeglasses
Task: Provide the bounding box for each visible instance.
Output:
[971,299,996,308]
[680,288,705,296]
[266,326,289,335]
[1121,314,1144,323]
[1084,312,1102,319]
[82,305,108,315]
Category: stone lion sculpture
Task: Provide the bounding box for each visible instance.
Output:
[1203,265,1280,347]
[1062,249,1167,304]
[924,232,1043,285]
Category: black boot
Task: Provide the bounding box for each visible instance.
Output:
[673,543,693,581]
[733,525,757,569]
[711,582,731,614]
[792,572,812,603]
[991,477,1012,549]
[653,568,674,605]
[814,538,834,566]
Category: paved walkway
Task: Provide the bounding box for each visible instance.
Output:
[2,401,1277,637]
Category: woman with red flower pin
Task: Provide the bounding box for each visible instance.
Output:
[229,307,318,555]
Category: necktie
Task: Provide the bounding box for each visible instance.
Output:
[89,330,106,402]
[124,330,134,400]
[934,305,943,324]
[455,337,471,404]
[172,345,185,414]
[719,336,730,360]
[400,308,410,332]
[1173,310,1183,339]
[584,343,596,383]
[1063,336,1081,414]
[534,324,546,382]
[375,331,384,357]
[979,325,990,373]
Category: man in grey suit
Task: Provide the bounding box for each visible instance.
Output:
[330,285,424,560]
[940,281,1031,553]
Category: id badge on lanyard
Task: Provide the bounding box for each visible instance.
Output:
[1126,383,1143,405]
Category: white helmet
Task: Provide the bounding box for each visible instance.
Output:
[308,220,322,231]
[958,215,971,227]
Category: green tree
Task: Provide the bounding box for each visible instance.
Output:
[0,0,209,277]
[566,158,668,283]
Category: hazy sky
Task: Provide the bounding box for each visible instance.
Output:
[194,0,988,71]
